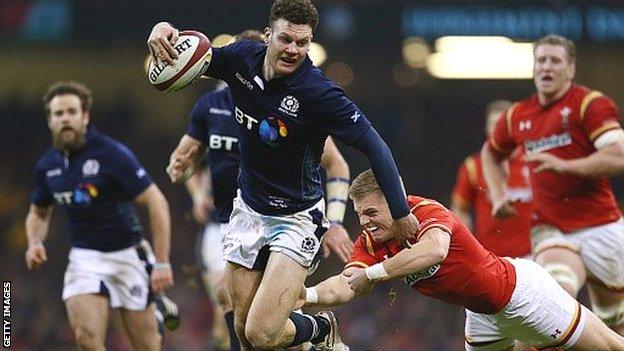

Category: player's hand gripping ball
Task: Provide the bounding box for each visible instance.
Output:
[147,30,212,92]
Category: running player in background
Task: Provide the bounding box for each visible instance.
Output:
[148,0,418,349]
[167,29,353,351]
[482,34,624,335]
[451,100,533,258]
[25,81,174,351]
[301,169,624,350]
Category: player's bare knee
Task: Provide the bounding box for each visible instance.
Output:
[244,322,282,349]
[543,263,582,297]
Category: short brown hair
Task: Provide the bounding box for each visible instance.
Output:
[236,29,266,43]
[43,81,93,116]
[269,0,319,31]
[349,169,383,201]
[534,34,576,63]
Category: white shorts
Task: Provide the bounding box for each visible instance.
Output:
[465,259,585,351]
[62,239,155,311]
[223,192,329,270]
[531,218,624,290]
[199,222,228,273]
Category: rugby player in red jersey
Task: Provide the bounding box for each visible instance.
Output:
[451,100,533,258]
[300,169,624,350]
[482,34,624,335]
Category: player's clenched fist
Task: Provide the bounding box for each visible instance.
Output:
[25,242,48,270]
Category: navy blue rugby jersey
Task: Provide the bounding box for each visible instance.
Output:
[205,40,372,215]
[186,86,240,223]
[31,127,153,252]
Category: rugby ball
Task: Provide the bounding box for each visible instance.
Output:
[147,30,212,92]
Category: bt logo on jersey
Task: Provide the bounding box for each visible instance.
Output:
[235,106,259,130]
[209,135,238,151]
[53,183,99,205]
[259,117,288,147]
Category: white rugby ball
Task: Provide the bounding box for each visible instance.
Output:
[147,30,212,92]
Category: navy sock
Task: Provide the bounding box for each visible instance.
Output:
[224,311,240,351]
[309,314,330,345]
[287,312,330,347]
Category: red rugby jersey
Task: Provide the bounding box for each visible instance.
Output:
[346,195,516,314]
[452,150,533,257]
[488,84,622,232]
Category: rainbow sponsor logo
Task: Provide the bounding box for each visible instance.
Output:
[259,117,288,147]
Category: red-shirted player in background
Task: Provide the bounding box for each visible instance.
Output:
[482,34,624,336]
[452,100,533,258]
[300,169,624,350]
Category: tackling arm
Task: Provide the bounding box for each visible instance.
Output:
[304,268,363,308]
[367,228,450,282]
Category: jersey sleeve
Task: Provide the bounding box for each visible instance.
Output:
[109,144,154,198]
[581,95,622,143]
[488,109,517,156]
[345,234,380,270]
[451,158,476,210]
[313,85,372,146]
[30,166,53,207]
[186,95,210,143]
[204,40,254,82]
[412,200,454,240]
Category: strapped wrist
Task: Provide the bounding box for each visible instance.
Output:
[326,177,349,224]
[365,263,388,282]
[305,287,318,304]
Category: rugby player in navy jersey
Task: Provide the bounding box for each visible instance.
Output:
[147,1,419,349]
[167,29,353,351]
[25,81,174,351]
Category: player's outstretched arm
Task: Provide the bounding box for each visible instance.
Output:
[320,137,353,262]
[147,22,179,65]
[351,128,419,243]
[526,130,624,178]
[135,184,174,293]
[304,268,363,308]
[24,204,52,270]
[167,135,204,183]
[481,143,517,219]
[347,228,450,296]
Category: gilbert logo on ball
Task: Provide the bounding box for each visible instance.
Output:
[147,30,212,92]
